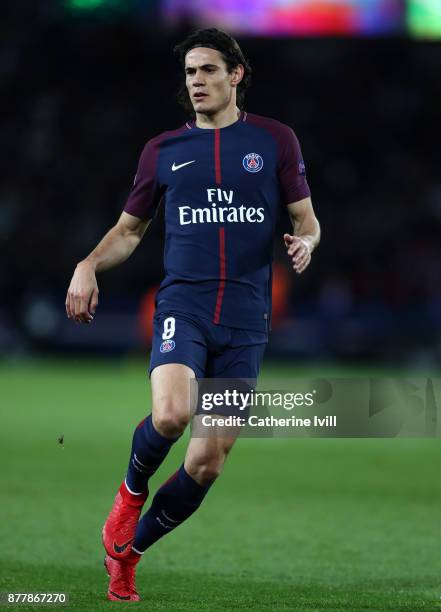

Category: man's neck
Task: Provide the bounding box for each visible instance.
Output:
[195,106,241,129]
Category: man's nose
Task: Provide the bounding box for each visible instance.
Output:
[193,70,205,86]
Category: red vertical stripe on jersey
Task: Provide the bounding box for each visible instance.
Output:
[213,227,226,324]
[213,129,225,324]
[214,128,222,184]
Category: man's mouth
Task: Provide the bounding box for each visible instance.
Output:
[193,92,208,100]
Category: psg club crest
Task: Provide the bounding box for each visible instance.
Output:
[160,339,175,353]
[243,152,263,173]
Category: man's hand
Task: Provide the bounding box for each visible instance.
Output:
[64,213,150,325]
[284,234,312,274]
[66,261,99,324]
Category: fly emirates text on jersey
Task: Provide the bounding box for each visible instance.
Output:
[178,189,265,225]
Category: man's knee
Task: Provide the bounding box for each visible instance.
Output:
[185,455,224,486]
[153,402,191,437]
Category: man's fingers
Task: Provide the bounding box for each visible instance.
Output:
[73,294,82,318]
[80,296,89,315]
[89,289,99,315]
[297,260,310,274]
[290,239,308,258]
[68,292,76,320]
[293,249,309,265]
[283,233,294,247]
[72,295,83,322]
[66,265,98,324]
[66,289,74,318]
[293,252,311,274]
[73,293,92,323]
[283,234,312,274]
[287,236,309,257]
[80,296,93,322]
[65,294,71,319]
[292,247,308,263]
[288,241,303,257]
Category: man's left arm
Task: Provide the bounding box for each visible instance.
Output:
[284,197,320,274]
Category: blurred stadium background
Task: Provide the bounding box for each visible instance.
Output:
[1,1,441,609]
[1,0,440,366]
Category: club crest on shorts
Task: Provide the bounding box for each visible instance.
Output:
[160,339,175,353]
[243,153,263,173]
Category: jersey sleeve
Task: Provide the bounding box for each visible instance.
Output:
[123,136,165,220]
[277,127,311,205]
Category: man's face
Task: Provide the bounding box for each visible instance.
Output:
[184,47,241,115]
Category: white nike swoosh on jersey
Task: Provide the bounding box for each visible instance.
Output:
[171,160,196,171]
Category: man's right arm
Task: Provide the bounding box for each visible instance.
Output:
[66,212,150,324]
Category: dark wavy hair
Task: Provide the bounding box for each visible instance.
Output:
[173,28,252,114]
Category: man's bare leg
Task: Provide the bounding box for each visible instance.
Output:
[184,431,237,485]
[150,363,196,436]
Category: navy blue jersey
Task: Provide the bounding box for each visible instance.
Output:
[124,111,310,332]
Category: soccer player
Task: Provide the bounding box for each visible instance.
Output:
[65,28,320,601]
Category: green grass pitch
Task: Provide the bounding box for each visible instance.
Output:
[1,359,440,610]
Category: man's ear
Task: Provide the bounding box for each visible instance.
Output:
[231,64,244,87]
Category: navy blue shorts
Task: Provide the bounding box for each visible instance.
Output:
[149,311,267,380]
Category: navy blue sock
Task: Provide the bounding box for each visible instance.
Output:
[125,415,179,494]
[133,465,213,553]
